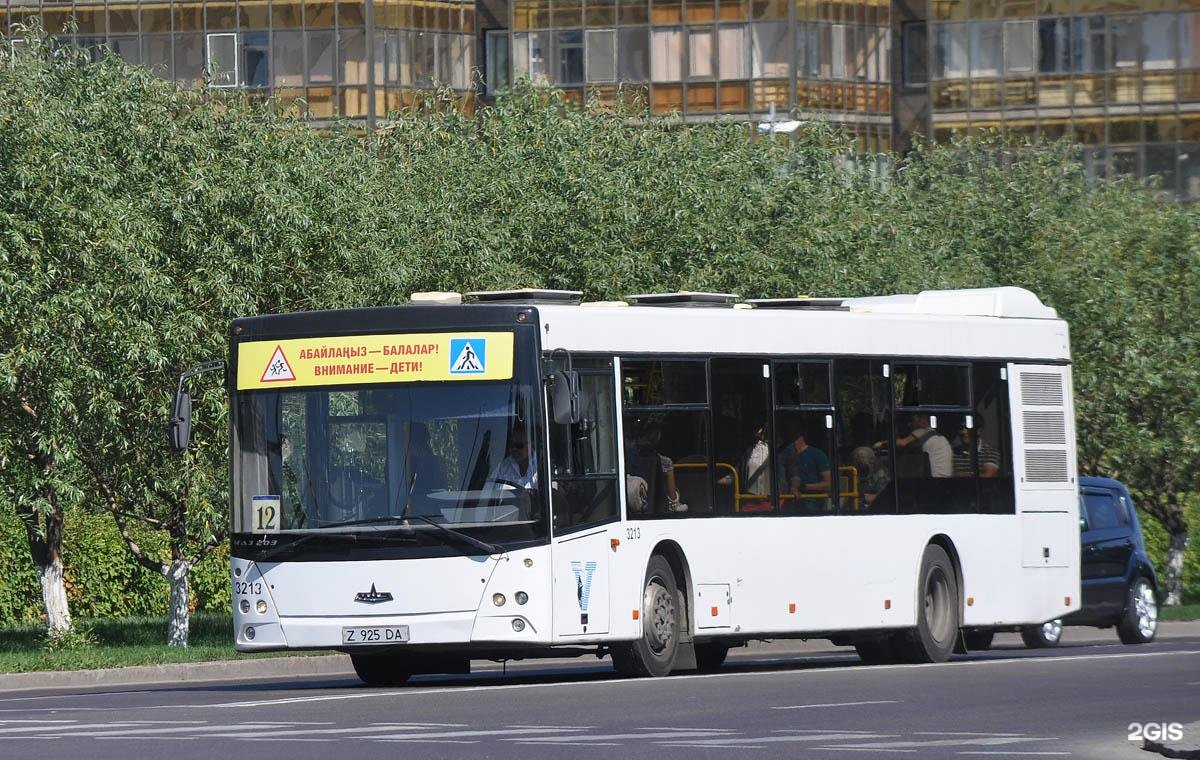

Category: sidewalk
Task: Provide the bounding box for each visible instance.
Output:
[1,621,1197,694]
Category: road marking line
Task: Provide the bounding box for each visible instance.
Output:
[958,752,1070,756]
[42,723,295,738]
[514,731,732,742]
[656,734,900,746]
[916,732,1025,737]
[772,729,878,734]
[201,649,1200,709]
[514,741,623,747]
[0,722,150,734]
[817,747,917,753]
[660,744,766,750]
[371,727,590,741]
[827,737,1059,749]
[0,719,76,724]
[641,726,738,731]
[772,700,900,710]
[206,723,474,739]
[505,724,596,729]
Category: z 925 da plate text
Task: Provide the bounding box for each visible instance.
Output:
[342,626,409,644]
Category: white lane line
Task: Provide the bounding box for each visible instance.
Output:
[0,722,163,734]
[827,737,1059,749]
[377,740,481,744]
[659,733,899,746]
[514,730,733,742]
[916,732,1025,737]
[772,729,877,734]
[514,741,624,747]
[371,728,591,741]
[0,719,76,724]
[641,726,738,731]
[660,744,766,750]
[206,723,473,739]
[817,747,917,753]
[42,723,295,738]
[203,649,1200,709]
[772,700,900,710]
[958,752,1070,756]
[0,691,152,703]
[505,724,596,729]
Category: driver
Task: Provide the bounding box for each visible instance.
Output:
[490,426,538,489]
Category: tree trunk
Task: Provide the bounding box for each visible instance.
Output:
[167,559,191,648]
[24,504,72,633]
[1163,531,1190,607]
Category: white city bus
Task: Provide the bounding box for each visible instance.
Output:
[218,286,1080,684]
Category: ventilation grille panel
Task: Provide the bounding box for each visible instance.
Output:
[1025,450,1069,482]
[1023,411,1067,445]
[1020,372,1064,406]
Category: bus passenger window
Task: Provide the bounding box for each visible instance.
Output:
[773,412,834,515]
[710,358,772,515]
[973,362,1014,514]
[835,359,894,515]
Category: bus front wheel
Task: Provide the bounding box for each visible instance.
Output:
[896,544,959,664]
[350,653,413,686]
[612,555,680,677]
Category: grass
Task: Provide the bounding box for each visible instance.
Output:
[0,612,325,674]
[1159,603,1200,622]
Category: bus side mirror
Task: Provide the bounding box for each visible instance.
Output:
[169,390,192,453]
[552,370,583,425]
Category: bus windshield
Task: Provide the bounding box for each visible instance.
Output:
[233,380,545,543]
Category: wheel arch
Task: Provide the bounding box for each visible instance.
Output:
[649,540,693,635]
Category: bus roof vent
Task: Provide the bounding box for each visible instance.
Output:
[743,297,849,311]
[843,287,1057,319]
[625,292,739,308]
[465,289,584,305]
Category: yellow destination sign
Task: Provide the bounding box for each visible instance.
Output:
[236,332,514,390]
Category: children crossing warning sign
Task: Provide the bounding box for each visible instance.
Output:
[260,345,296,383]
[236,332,514,390]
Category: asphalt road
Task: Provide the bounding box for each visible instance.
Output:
[1,631,1197,760]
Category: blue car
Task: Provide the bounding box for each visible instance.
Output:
[967,476,1160,650]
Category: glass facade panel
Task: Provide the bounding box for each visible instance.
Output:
[719,24,747,77]
[750,20,788,77]
[651,27,682,81]
[689,26,714,77]
[585,28,616,82]
[618,26,650,80]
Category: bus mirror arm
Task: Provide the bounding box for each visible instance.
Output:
[169,359,226,453]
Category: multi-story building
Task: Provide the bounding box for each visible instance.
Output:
[3,0,1197,195]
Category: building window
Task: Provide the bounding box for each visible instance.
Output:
[934,23,967,78]
[1004,20,1034,74]
[970,21,1001,77]
[586,29,617,82]
[750,21,789,78]
[243,32,270,88]
[720,25,748,79]
[618,27,650,81]
[557,29,584,84]
[652,27,683,82]
[206,32,239,87]
[689,27,714,79]
[486,30,510,94]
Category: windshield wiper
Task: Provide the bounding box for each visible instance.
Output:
[406,514,504,556]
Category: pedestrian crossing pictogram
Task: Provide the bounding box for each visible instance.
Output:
[449,338,486,374]
[260,345,296,383]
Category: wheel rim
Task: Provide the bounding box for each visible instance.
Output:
[924,566,954,646]
[1041,619,1062,643]
[643,577,676,655]
[1134,582,1158,638]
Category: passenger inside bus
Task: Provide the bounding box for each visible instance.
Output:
[777,428,832,511]
[952,417,1001,478]
[850,446,891,507]
[625,420,685,515]
[880,413,953,479]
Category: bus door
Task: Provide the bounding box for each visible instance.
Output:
[545,359,621,638]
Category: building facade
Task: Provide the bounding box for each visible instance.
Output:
[3,0,1197,194]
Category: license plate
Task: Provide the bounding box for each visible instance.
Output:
[341,625,410,645]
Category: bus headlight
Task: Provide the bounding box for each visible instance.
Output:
[511,619,526,632]
[240,599,251,614]
[256,599,268,614]
[515,591,528,605]
[493,593,506,607]
[245,626,256,640]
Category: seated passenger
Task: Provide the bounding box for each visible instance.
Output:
[851,446,890,507]
[953,419,1001,478]
[778,428,832,509]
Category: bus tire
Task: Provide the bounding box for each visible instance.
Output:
[694,642,730,671]
[611,555,680,677]
[350,653,413,686]
[896,544,959,664]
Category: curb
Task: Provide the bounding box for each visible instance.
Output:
[0,653,355,693]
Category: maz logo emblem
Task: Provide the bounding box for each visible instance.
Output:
[354,584,393,604]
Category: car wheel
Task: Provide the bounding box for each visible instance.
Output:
[611,555,680,677]
[963,630,995,651]
[894,544,959,664]
[350,653,413,686]
[1117,578,1158,645]
[1020,619,1063,648]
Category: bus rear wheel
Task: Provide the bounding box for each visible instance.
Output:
[611,555,680,677]
[350,653,413,686]
[896,544,959,664]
